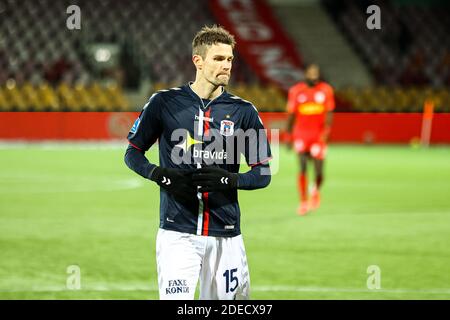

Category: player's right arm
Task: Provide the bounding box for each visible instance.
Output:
[285,85,298,149]
[286,114,295,136]
[124,93,197,203]
[124,93,162,179]
[321,111,333,143]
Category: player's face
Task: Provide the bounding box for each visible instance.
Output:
[200,43,233,87]
[305,65,320,84]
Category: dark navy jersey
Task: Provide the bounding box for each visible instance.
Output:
[127,83,272,237]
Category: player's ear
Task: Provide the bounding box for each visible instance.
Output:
[192,55,203,70]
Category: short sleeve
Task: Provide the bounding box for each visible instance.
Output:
[127,93,163,151]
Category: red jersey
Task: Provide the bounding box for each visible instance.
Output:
[287,81,335,139]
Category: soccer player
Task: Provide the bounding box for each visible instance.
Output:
[124,25,272,300]
[285,64,334,216]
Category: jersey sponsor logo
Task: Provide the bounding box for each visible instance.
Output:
[193,148,227,160]
[130,118,140,134]
[166,279,189,295]
[171,127,270,165]
[298,102,325,115]
[174,130,203,152]
[172,129,228,161]
[220,120,234,136]
[195,115,214,123]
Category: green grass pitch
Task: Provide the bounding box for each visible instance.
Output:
[0,143,449,299]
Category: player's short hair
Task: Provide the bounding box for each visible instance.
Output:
[306,63,320,72]
[192,25,236,58]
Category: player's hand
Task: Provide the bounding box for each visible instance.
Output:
[150,167,197,203]
[192,166,238,192]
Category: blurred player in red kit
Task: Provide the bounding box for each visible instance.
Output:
[286,64,335,216]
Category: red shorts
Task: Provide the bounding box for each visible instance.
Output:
[293,137,327,160]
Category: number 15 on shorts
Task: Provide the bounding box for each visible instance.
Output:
[223,268,238,293]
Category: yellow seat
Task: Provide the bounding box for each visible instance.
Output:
[22,82,47,111]
[106,84,130,111]
[57,83,79,111]
[38,82,60,111]
[4,81,28,111]
[74,84,96,111]
[0,88,11,111]
[89,83,111,111]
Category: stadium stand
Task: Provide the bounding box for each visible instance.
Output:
[0,0,264,111]
[322,0,450,112]
[0,0,448,112]
[323,0,450,88]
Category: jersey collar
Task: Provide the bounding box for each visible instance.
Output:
[185,82,227,108]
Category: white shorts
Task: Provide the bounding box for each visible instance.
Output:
[156,228,250,300]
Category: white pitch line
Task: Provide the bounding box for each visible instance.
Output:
[0,141,128,150]
[2,285,450,295]
[0,177,145,194]
[0,141,162,152]
[254,285,450,295]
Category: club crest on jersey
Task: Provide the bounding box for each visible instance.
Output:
[314,91,326,103]
[220,120,234,136]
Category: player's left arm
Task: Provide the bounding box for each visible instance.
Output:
[192,163,270,192]
[322,111,333,143]
[238,105,272,190]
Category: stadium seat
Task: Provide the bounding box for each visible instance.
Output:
[324,0,450,89]
[0,0,448,113]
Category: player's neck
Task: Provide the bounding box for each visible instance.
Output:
[306,80,319,87]
[191,78,223,100]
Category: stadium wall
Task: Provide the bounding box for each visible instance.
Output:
[0,112,449,144]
